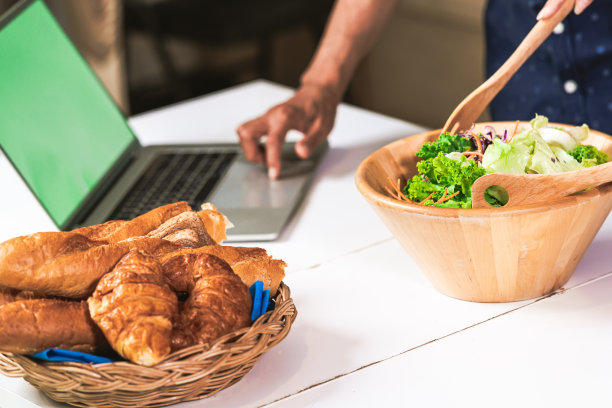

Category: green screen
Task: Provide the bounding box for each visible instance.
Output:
[0,0,135,227]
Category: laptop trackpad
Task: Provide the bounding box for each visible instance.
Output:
[208,152,318,242]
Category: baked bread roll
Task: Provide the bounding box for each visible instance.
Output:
[0,231,104,280]
[197,203,229,243]
[159,245,286,294]
[75,201,192,243]
[0,298,107,354]
[159,253,197,293]
[0,288,39,307]
[147,210,215,247]
[1,236,179,299]
[88,250,178,366]
[0,203,219,298]
[170,253,251,350]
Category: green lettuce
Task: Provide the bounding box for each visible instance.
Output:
[415,133,472,160]
[530,113,549,130]
[527,129,578,173]
[481,137,531,174]
[403,154,486,208]
[549,146,584,171]
[568,144,609,167]
[484,127,583,175]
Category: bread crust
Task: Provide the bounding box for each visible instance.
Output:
[197,203,228,243]
[75,202,192,243]
[0,203,192,298]
[0,287,39,307]
[0,299,107,354]
[170,253,251,350]
[0,237,179,299]
[88,250,178,366]
[147,210,215,247]
[159,245,286,294]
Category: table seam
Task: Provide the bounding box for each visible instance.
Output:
[284,237,395,275]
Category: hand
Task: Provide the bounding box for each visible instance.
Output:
[537,0,593,20]
[236,83,341,179]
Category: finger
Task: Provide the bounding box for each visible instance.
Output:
[296,119,332,159]
[536,0,565,20]
[575,0,593,14]
[265,123,289,179]
[264,105,309,178]
[236,118,266,165]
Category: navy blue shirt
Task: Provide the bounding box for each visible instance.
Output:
[486,0,612,134]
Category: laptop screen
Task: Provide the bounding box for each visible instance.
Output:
[0,0,135,227]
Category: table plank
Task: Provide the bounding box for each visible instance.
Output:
[264,270,612,407]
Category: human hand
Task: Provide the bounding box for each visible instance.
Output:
[236,83,341,179]
[537,0,593,20]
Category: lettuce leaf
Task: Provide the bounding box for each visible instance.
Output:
[539,127,579,151]
[566,124,589,143]
[527,129,585,173]
[568,144,610,167]
[481,137,531,174]
[530,114,548,130]
[415,133,472,160]
[403,154,485,208]
[549,146,583,171]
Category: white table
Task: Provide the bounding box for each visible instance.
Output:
[1,80,612,408]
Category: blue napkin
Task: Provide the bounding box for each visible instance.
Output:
[31,349,114,364]
[249,280,270,322]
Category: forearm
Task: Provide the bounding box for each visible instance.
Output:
[301,0,399,99]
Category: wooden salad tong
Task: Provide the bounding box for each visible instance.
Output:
[471,160,612,208]
[438,0,606,208]
[441,0,574,135]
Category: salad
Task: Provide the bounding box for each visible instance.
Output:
[392,115,610,208]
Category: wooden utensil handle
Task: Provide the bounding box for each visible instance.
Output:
[472,160,612,208]
[484,0,574,98]
[441,0,574,133]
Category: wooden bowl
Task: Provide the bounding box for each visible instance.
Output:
[355,122,612,302]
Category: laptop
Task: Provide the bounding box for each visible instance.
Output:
[0,0,327,242]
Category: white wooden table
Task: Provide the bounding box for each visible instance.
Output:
[1,80,612,408]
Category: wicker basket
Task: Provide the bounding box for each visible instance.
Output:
[0,282,296,408]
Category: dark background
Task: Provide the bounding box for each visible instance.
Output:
[0,0,334,115]
[123,0,334,114]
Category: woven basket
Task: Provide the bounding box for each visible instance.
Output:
[0,282,296,408]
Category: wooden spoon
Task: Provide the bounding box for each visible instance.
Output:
[471,160,612,208]
[441,0,574,134]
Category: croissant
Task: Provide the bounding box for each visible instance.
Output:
[169,253,252,351]
[87,250,178,366]
[159,245,286,295]
[0,298,107,354]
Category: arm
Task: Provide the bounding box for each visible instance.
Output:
[237,0,399,179]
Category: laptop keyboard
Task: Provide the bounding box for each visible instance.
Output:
[111,151,236,220]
